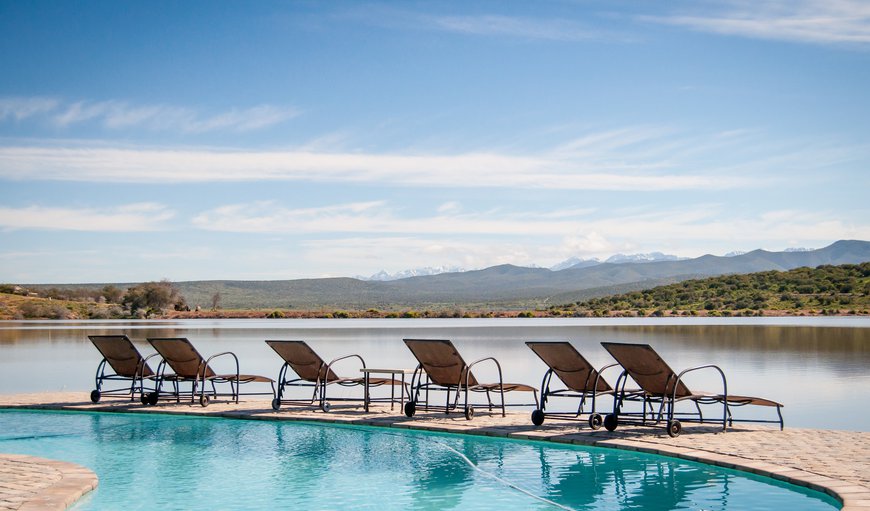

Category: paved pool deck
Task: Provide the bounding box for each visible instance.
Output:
[1,392,868,510]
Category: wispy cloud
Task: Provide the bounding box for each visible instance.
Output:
[190,200,870,258]
[0,96,298,133]
[53,100,299,133]
[0,203,174,231]
[192,200,603,236]
[644,0,870,48]
[0,126,776,191]
[343,6,625,43]
[0,97,60,121]
[428,14,604,42]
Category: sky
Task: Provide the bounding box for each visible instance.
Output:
[1,0,869,284]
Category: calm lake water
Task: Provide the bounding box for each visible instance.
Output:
[0,317,867,431]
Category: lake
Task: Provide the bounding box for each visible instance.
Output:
[0,317,867,431]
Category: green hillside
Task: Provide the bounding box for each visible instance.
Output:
[14,240,870,311]
[552,263,870,317]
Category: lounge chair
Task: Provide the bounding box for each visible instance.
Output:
[266,340,406,412]
[147,337,275,407]
[601,342,784,437]
[87,334,160,405]
[403,338,538,420]
[526,341,622,429]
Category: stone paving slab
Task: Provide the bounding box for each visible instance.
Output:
[2,392,869,510]
[0,453,96,511]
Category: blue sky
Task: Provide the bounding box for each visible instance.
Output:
[1,0,869,283]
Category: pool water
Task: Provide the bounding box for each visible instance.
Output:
[0,410,840,511]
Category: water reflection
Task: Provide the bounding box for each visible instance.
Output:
[0,318,868,430]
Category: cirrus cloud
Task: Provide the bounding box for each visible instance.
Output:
[0,95,299,133]
[644,0,870,48]
[0,203,175,232]
[0,126,772,191]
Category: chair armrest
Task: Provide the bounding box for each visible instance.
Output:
[409,363,424,390]
[466,356,503,389]
[324,354,366,380]
[204,351,240,380]
[138,353,163,380]
[674,364,728,403]
[587,362,620,392]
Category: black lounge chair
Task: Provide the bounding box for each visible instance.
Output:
[403,338,538,420]
[147,337,275,407]
[266,340,406,412]
[88,334,160,404]
[601,342,784,437]
[526,341,623,429]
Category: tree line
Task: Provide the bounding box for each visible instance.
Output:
[0,280,189,319]
[550,263,870,317]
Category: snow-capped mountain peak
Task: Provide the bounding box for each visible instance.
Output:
[550,257,601,271]
[604,252,686,264]
[361,266,465,281]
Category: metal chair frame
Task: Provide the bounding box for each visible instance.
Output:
[92,352,161,403]
[535,362,620,424]
[149,339,275,407]
[404,339,539,420]
[603,343,784,436]
[272,354,381,411]
[88,335,161,404]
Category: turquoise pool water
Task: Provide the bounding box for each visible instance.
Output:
[0,410,839,511]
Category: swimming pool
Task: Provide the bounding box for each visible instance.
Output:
[0,410,839,510]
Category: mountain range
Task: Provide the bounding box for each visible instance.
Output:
[162,239,870,310]
[365,252,688,280]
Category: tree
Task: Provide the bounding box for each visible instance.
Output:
[101,285,123,304]
[211,292,222,311]
[122,280,186,316]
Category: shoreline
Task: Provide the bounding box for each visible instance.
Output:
[1,393,868,510]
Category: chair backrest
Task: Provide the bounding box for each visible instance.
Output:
[403,339,478,387]
[147,338,215,379]
[600,342,692,398]
[265,340,339,382]
[88,335,155,377]
[526,341,611,392]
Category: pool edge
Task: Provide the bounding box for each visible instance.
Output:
[0,453,97,511]
[2,399,868,511]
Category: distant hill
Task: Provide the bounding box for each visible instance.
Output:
[556,262,870,316]
[23,240,870,310]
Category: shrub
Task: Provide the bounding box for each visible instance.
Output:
[122,280,187,315]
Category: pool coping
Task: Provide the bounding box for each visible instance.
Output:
[2,394,868,510]
[0,453,97,511]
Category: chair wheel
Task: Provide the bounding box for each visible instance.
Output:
[271,398,281,411]
[321,401,331,412]
[531,409,545,426]
[667,419,682,437]
[404,400,416,417]
[200,395,210,407]
[147,392,159,406]
[90,390,101,403]
[588,413,603,430]
[140,394,148,405]
[603,413,618,432]
[464,406,474,420]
